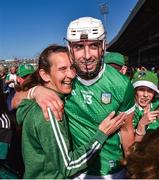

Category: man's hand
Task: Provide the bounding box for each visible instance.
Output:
[34,86,64,120]
[99,111,126,136]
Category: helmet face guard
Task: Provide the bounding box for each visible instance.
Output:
[66,17,106,79]
[68,40,104,80]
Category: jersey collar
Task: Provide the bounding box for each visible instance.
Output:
[77,63,106,86]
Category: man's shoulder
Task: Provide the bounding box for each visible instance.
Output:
[105,65,131,83]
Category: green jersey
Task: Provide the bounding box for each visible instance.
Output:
[16,98,108,179]
[133,100,159,131]
[65,64,135,175]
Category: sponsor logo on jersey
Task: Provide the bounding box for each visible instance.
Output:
[101,93,111,104]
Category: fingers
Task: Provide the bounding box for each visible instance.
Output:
[99,111,115,128]
[142,110,159,124]
[41,101,64,121]
[151,110,159,115]
[34,86,64,121]
[114,113,126,127]
[55,98,64,111]
[48,99,64,120]
[105,111,116,121]
[149,111,159,120]
[49,102,64,121]
[99,112,126,136]
[144,105,150,113]
[42,108,49,121]
[113,112,126,123]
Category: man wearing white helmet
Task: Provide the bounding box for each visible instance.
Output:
[13,17,135,178]
[66,17,106,80]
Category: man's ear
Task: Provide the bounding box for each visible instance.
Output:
[39,69,50,83]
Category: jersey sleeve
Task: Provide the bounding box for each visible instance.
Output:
[46,108,108,178]
[118,80,135,114]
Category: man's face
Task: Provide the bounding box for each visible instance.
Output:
[47,52,76,94]
[70,40,104,79]
[135,86,155,108]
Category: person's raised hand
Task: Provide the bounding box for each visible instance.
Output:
[140,106,159,125]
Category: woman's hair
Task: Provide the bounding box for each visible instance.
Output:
[20,44,68,91]
[124,128,159,179]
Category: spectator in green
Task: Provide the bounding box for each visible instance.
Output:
[132,70,159,142]
[12,64,35,109]
[16,64,35,87]
[104,52,128,75]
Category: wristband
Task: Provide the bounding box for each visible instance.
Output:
[135,129,146,136]
[27,86,38,99]
[30,86,38,99]
[27,88,32,99]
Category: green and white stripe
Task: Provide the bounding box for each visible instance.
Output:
[48,107,101,169]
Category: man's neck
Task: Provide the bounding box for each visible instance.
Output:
[77,63,105,86]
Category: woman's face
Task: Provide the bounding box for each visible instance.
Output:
[44,52,76,94]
